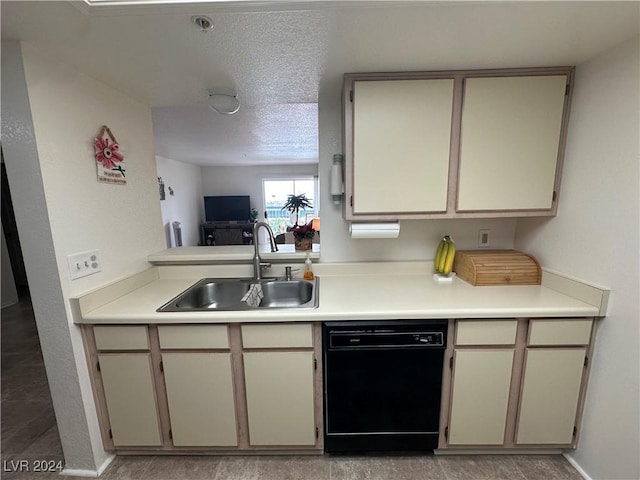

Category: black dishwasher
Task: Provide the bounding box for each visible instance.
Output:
[323,320,447,453]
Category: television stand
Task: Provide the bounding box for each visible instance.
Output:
[201,221,254,246]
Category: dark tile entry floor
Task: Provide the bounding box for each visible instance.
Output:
[1,297,584,479]
[1,295,64,480]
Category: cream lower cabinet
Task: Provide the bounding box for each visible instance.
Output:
[447,320,517,446]
[515,318,592,445]
[93,325,163,448]
[443,318,593,450]
[162,352,237,447]
[98,354,163,447]
[516,348,586,445]
[86,323,320,452]
[448,349,514,445]
[241,323,317,447]
[157,325,237,447]
[243,351,316,446]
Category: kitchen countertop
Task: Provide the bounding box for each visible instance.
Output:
[75,264,601,324]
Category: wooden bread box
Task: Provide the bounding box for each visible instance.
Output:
[453,250,541,286]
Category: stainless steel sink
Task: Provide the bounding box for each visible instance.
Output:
[260,279,314,308]
[157,277,318,312]
[172,279,252,310]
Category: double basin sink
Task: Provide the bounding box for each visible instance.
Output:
[158,277,319,312]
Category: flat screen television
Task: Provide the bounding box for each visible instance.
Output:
[204,195,251,222]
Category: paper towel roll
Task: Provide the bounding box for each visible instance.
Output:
[350,222,400,239]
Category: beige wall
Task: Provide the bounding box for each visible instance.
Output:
[156,155,203,247]
[22,42,165,291]
[515,37,639,480]
[2,41,165,473]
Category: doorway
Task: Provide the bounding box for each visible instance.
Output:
[1,149,63,466]
[1,156,28,298]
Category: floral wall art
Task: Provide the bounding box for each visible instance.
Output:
[94,125,126,185]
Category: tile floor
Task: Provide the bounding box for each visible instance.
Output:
[1,296,584,480]
[1,295,65,480]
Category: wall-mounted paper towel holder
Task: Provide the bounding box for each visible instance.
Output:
[350,222,400,239]
[331,154,344,204]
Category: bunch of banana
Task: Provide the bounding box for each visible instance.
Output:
[434,235,456,275]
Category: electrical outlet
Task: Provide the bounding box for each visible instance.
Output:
[478,229,491,248]
[68,250,101,280]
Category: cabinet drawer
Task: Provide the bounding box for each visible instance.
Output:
[241,323,313,349]
[528,319,592,346]
[158,325,229,349]
[456,320,517,346]
[94,326,149,351]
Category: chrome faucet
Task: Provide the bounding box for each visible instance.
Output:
[252,221,278,280]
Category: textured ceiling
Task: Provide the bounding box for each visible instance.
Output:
[2,1,639,166]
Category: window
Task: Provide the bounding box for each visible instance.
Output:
[263,177,318,234]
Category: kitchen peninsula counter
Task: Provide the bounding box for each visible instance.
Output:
[147,245,320,264]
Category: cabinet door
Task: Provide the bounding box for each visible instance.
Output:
[162,353,237,447]
[457,75,568,212]
[243,351,316,446]
[352,78,453,215]
[448,349,514,445]
[516,348,586,445]
[98,354,162,447]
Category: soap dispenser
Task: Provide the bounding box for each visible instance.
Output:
[303,253,314,280]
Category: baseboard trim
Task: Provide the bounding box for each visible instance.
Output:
[563,452,592,480]
[60,453,115,478]
[59,468,98,478]
[435,448,563,455]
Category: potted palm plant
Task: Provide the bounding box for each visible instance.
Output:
[282,193,313,227]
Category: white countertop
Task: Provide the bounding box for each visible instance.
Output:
[147,245,320,264]
[76,268,600,324]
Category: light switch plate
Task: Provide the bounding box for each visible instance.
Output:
[68,250,101,280]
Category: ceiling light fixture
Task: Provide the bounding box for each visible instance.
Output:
[208,87,240,115]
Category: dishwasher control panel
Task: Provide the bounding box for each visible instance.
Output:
[325,320,447,349]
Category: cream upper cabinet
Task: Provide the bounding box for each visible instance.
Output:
[343,68,573,220]
[350,78,454,216]
[457,75,568,212]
